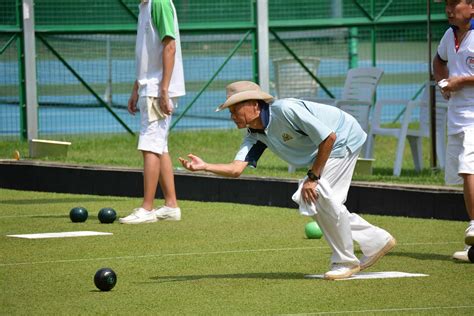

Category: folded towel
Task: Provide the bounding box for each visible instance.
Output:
[292,177,334,217]
[147,97,168,122]
[292,176,317,216]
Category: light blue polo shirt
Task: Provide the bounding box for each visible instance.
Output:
[234,98,367,168]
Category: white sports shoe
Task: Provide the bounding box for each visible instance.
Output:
[324,264,360,280]
[119,208,157,224]
[154,206,181,221]
[464,226,474,246]
[360,236,397,271]
[453,245,471,262]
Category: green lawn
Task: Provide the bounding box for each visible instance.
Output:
[0,129,447,186]
[1,188,473,315]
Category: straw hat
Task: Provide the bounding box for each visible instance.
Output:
[215,81,274,112]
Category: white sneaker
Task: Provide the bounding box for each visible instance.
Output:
[453,245,471,262]
[154,206,181,221]
[360,236,397,271]
[119,208,157,224]
[465,226,474,246]
[324,264,360,280]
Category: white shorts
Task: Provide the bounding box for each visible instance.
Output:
[137,97,177,155]
[445,128,474,185]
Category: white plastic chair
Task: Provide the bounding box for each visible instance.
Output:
[365,90,447,176]
[339,104,371,137]
[312,67,383,139]
[273,57,320,100]
[335,67,384,107]
[337,67,384,133]
[331,67,384,160]
[273,57,320,172]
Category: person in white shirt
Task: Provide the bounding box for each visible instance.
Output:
[433,0,474,261]
[120,0,185,224]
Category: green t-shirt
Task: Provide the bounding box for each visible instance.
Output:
[151,0,176,41]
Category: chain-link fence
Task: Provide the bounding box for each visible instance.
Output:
[0,0,448,140]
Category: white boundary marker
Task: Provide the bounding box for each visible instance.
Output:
[279,305,474,315]
[305,271,428,280]
[0,241,462,267]
[0,246,323,267]
[0,213,61,218]
[6,231,113,239]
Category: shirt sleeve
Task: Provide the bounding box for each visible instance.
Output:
[234,133,267,168]
[437,28,451,62]
[151,0,176,41]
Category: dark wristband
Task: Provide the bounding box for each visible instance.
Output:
[307,170,320,181]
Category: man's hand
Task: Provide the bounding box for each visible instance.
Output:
[128,82,139,115]
[159,90,173,115]
[179,154,207,172]
[442,76,464,93]
[302,178,318,204]
[440,89,451,100]
[128,93,139,115]
[439,77,464,100]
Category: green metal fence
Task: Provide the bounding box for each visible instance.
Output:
[0,0,448,140]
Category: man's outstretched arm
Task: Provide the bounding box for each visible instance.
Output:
[179,154,248,178]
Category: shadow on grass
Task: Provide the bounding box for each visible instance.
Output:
[0,197,123,205]
[149,272,306,283]
[354,167,444,181]
[370,167,427,176]
[390,251,452,261]
[452,260,474,265]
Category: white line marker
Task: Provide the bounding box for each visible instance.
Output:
[6,231,113,239]
[0,214,59,218]
[280,305,474,315]
[305,271,428,280]
[0,241,464,267]
[0,246,324,267]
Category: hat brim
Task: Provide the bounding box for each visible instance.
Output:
[215,90,274,112]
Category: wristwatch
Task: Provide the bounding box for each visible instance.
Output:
[307,170,320,181]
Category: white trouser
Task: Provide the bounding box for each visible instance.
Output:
[312,149,392,266]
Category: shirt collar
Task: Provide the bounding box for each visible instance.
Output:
[247,102,270,134]
[260,102,270,129]
[450,19,474,31]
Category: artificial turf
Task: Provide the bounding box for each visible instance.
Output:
[1,188,473,315]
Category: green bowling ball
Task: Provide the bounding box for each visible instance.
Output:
[305,221,322,239]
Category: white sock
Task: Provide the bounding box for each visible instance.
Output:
[162,206,180,211]
[469,220,474,227]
